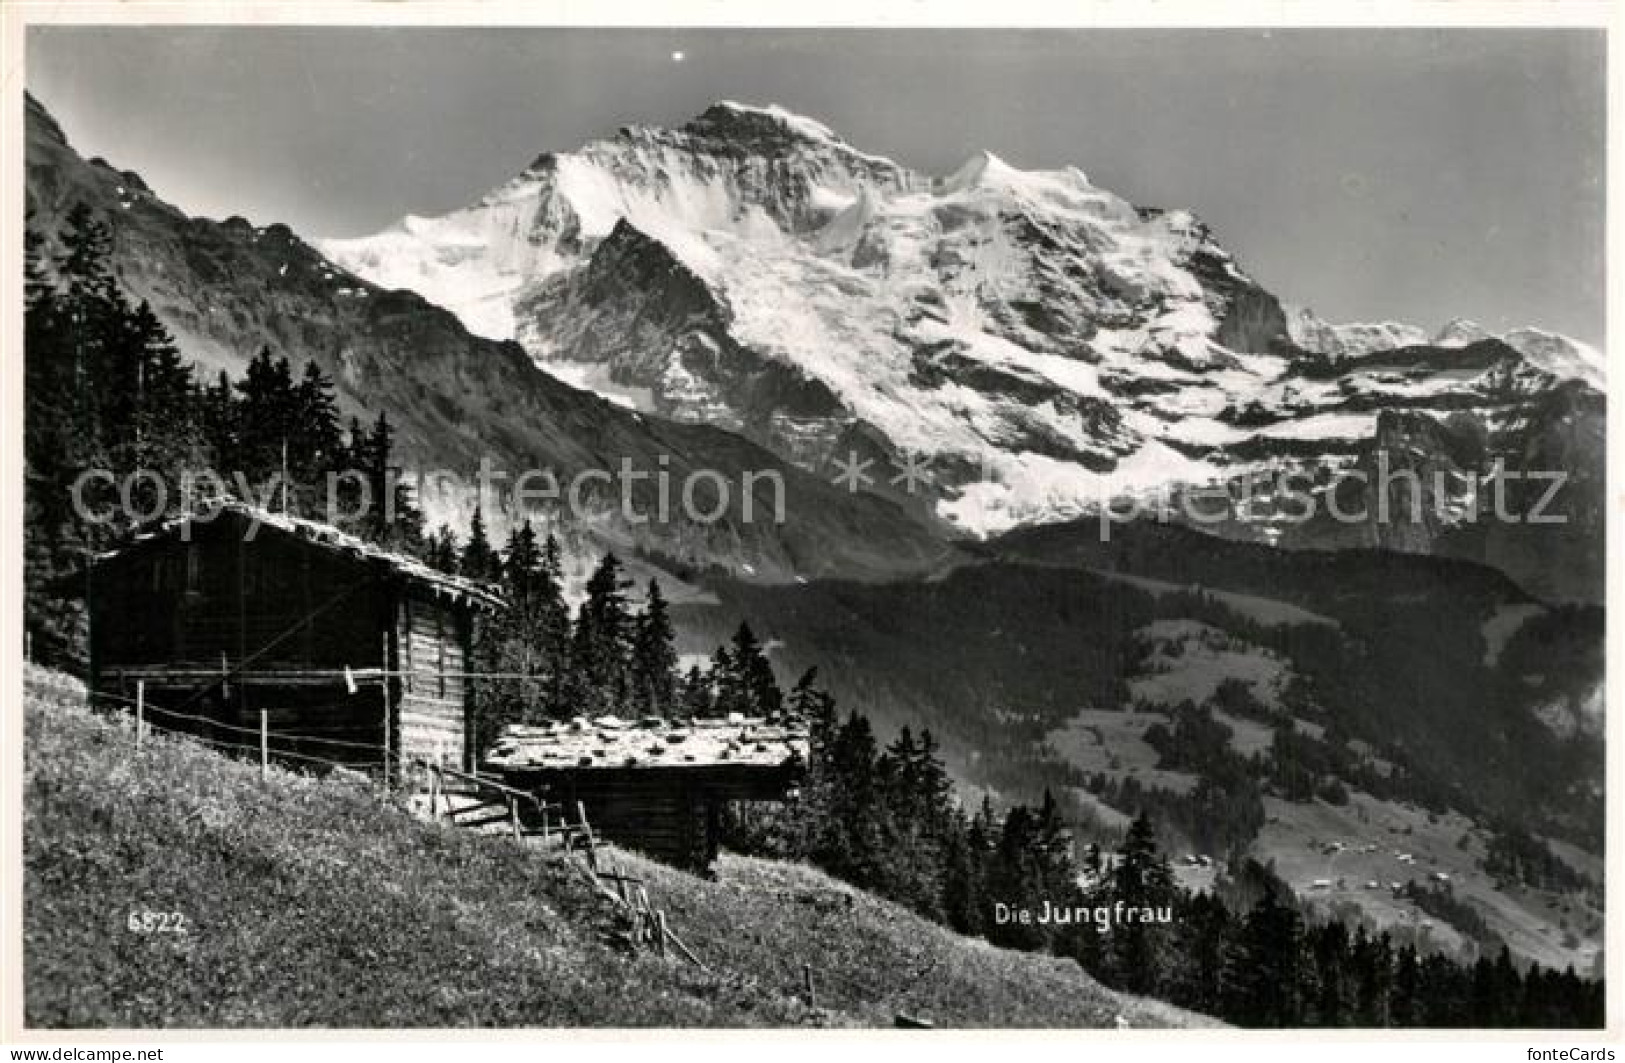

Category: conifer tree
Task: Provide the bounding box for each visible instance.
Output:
[785,668,838,853]
[1352,925,1395,1027]
[713,622,781,716]
[566,553,633,716]
[57,204,125,463]
[877,727,951,919]
[424,526,460,575]
[200,370,238,481]
[504,520,542,594]
[459,504,499,583]
[1110,813,1177,994]
[1391,943,1421,1027]
[118,301,199,481]
[24,223,90,665]
[540,530,564,584]
[939,810,985,937]
[708,643,739,717]
[291,360,344,490]
[471,520,565,747]
[235,347,297,487]
[1168,891,1232,1017]
[532,532,572,716]
[629,579,679,716]
[364,411,405,546]
[24,222,53,309]
[58,204,118,306]
[834,712,890,887]
[1225,884,1305,1026]
[1307,920,1354,1026]
[984,804,1050,953]
[679,664,714,718]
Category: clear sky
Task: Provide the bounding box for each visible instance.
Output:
[27,26,1605,345]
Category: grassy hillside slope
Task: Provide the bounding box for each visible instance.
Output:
[22,670,1211,1029]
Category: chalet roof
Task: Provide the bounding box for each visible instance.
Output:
[94,499,504,610]
[486,714,809,772]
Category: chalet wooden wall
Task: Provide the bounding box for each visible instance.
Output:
[561,773,716,870]
[90,517,391,673]
[498,764,800,871]
[395,592,470,771]
[87,511,479,777]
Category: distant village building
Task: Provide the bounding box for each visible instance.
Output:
[486,716,808,871]
[87,501,501,774]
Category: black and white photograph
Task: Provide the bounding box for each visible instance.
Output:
[4,3,1616,1047]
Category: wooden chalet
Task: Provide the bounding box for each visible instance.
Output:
[87,501,502,776]
[485,716,809,871]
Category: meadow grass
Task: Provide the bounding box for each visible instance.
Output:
[23,669,1211,1029]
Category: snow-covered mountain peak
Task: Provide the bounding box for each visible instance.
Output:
[942,149,1013,190]
[1283,307,1430,359]
[322,102,927,338]
[938,151,1126,226]
[1434,319,1602,392]
[1287,308,1604,392]
[673,100,914,178]
[323,105,1603,537]
[1433,318,1493,348]
[1500,328,1606,393]
[690,100,843,143]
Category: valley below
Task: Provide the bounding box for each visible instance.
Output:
[671,519,1604,976]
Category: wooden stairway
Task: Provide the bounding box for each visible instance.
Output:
[415,760,587,851]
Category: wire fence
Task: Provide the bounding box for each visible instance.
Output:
[84,685,405,776]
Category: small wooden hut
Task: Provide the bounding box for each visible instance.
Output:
[485,717,808,871]
[86,501,501,775]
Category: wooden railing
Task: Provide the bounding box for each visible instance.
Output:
[417,760,606,863]
[415,759,705,969]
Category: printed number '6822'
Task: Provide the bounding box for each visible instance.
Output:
[126,910,189,934]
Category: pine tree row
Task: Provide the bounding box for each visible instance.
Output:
[25,205,429,667]
[434,509,788,751]
[719,670,1603,1028]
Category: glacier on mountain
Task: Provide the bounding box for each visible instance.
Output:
[321,101,1605,536]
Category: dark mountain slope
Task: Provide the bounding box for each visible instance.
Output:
[24,92,950,582]
[676,519,1600,846]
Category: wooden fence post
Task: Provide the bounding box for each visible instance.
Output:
[380,632,392,791]
[259,709,269,780]
[135,681,145,748]
[664,923,706,971]
[655,911,669,958]
[508,795,522,842]
[615,863,631,907]
[803,963,816,1009]
[577,800,597,871]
